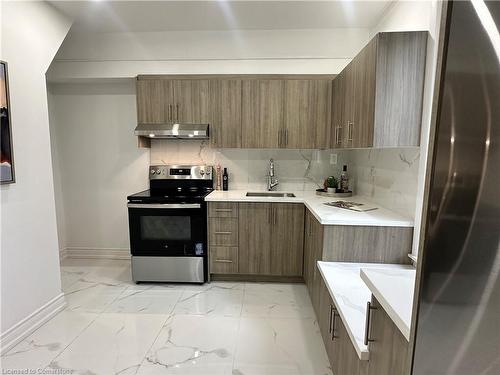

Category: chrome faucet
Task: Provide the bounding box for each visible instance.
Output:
[267,158,279,191]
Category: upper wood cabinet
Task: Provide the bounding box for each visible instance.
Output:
[241,79,284,148]
[331,31,428,148]
[241,78,333,149]
[208,80,242,148]
[171,79,209,124]
[136,79,166,124]
[284,80,332,149]
[136,78,209,124]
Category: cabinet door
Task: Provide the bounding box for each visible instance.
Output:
[342,63,355,147]
[270,203,304,276]
[241,80,284,148]
[331,73,345,148]
[172,80,209,123]
[238,203,272,274]
[136,79,167,124]
[310,214,325,313]
[368,296,409,375]
[284,80,332,148]
[208,80,242,148]
[318,277,336,367]
[336,316,369,375]
[351,39,377,148]
[303,210,313,289]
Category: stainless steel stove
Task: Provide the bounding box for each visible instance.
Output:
[127,165,213,283]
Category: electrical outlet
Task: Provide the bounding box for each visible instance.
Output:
[330,153,337,165]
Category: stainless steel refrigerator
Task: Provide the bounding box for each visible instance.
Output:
[412,1,500,374]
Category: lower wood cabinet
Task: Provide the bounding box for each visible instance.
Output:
[367,296,409,375]
[270,203,304,276]
[238,203,272,274]
[304,209,324,312]
[209,202,304,278]
[317,275,368,375]
[209,246,238,274]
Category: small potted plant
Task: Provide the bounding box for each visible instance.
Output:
[324,176,338,193]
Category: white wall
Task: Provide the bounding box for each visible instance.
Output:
[371,0,444,255]
[47,28,370,81]
[48,82,149,253]
[0,0,71,344]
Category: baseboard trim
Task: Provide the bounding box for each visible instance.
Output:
[59,247,68,261]
[211,274,304,283]
[65,247,131,260]
[0,293,66,355]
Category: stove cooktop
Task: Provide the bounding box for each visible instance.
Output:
[127,188,213,204]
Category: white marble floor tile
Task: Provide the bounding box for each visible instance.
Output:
[173,288,244,317]
[64,281,127,313]
[105,287,183,314]
[60,269,90,292]
[233,318,332,375]
[242,283,315,319]
[182,282,245,292]
[1,311,97,370]
[2,260,331,375]
[137,314,239,374]
[47,313,166,375]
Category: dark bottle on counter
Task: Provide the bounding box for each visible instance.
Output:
[340,165,349,192]
[222,168,229,191]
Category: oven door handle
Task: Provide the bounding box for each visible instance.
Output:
[127,203,201,209]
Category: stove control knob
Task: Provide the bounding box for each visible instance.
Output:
[200,170,205,176]
[150,169,156,175]
[155,169,161,175]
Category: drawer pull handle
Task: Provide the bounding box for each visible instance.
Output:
[364,301,377,345]
[214,209,233,212]
[214,231,232,235]
[215,259,233,263]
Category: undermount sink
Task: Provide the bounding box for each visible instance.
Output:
[246,192,296,198]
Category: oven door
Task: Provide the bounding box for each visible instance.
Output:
[127,203,207,257]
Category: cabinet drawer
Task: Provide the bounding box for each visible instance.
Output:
[208,202,239,218]
[210,246,238,274]
[209,218,238,246]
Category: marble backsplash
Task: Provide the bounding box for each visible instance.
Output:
[150,140,419,218]
[346,148,420,218]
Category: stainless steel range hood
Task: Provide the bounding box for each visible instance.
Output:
[134,123,209,139]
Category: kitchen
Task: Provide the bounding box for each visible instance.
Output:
[1,1,499,375]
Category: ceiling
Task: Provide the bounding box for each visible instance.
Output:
[49,0,394,33]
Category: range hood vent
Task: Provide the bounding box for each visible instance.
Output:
[134,123,209,139]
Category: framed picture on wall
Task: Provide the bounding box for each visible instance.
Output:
[1,61,15,184]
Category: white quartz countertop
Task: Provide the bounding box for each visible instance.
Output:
[317,261,414,360]
[360,267,416,341]
[205,190,413,227]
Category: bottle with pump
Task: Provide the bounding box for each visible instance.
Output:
[222,168,229,191]
[340,165,349,192]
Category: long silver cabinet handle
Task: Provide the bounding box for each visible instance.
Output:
[215,259,233,263]
[214,209,233,212]
[364,301,377,345]
[331,307,338,340]
[214,231,232,235]
[329,304,334,334]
